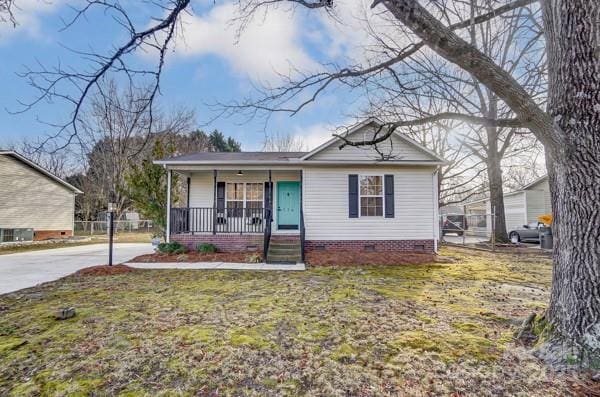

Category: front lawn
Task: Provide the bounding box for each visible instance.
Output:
[0,247,571,396]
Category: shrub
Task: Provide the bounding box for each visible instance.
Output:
[197,243,217,254]
[245,253,262,263]
[158,241,187,254]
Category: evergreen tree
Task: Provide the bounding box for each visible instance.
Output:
[122,140,178,238]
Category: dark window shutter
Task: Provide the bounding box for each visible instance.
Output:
[216,181,226,212]
[384,174,395,218]
[349,174,359,218]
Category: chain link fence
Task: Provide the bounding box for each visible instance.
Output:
[439,213,497,248]
[74,220,159,236]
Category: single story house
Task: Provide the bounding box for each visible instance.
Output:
[156,119,445,263]
[464,175,551,235]
[0,150,82,242]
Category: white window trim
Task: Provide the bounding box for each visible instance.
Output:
[225,182,265,216]
[358,174,385,218]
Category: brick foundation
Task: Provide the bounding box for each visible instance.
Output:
[305,239,435,254]
[34,230,73,241]
[171,234,264,252]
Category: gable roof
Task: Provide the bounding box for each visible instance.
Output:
[156,119,446,166]
[300,118,446,163]
[520,175,548,190]
[0,150,83,194]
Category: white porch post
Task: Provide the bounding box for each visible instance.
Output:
[166,168,172,242]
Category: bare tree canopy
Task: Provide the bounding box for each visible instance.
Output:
[263,131,306,151]
[0,0,16,26]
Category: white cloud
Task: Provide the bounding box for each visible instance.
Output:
[292,122,337,151]
[309,0,408,66]
[171,2,317,83]
[0,0,63,44]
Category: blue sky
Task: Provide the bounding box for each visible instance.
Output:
[0,0,368,152]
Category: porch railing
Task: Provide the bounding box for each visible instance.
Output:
[170,207,267,235]
[263,208,273,257]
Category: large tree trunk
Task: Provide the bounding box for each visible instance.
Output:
[534,0,600,368]
[486,151,509,243]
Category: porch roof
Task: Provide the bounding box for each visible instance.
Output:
[157,151,307,164]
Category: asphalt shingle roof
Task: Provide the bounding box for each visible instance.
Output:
[160,151,308,162]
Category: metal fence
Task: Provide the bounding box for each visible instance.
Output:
[74,220,159,236]
[439,213,497,249]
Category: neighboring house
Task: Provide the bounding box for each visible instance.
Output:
[464,175,551,235]
[0,151,83,242]
[155,119,445,263]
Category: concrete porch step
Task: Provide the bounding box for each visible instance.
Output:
[269,241,300,249]
[266,255,301,264]
[268,247,301,255]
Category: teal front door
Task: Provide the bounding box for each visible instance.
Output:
[277,181,301,230]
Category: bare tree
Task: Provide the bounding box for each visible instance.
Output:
[16,141,74,178]
[77,80,194,218]
[263,131,307,151]
[0,0,16,26]
[10,0,192,150]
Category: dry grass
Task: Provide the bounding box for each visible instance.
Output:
[0,247,573,396]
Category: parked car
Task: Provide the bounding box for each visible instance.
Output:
[442,215,468,236]
[509,222,543,243]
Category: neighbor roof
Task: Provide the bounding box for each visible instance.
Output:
[0,150,83,194]
[464,174,548,206]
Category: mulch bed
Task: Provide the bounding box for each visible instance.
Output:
[570,374,600,397]
[306,251,436,266]
[74,264,137,277]
[131,251,262,263]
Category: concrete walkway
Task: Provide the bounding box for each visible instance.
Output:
[0,243,153,294]
[127,262,306,271]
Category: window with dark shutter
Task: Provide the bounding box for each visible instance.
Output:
[384,174,395,218]
[349,174,359,218]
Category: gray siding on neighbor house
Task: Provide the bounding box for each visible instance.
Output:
[463,178,552,235]
[504,193,527,232]
[0,154,75,231]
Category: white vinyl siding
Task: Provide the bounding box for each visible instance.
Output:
[525,179,552,223]
[303,166,436,240]
[503,192,527,232]
[307,127,439,162]
[0,154,75,231]
[187,170,300,233]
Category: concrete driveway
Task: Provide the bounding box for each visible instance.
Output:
[0,243,153,295]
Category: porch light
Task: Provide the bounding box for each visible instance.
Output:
[236,170,244,176]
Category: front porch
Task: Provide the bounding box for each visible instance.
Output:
[165,168,305,262]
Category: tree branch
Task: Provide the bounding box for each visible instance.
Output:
[377,0,553,146]
[334,113,522,149]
